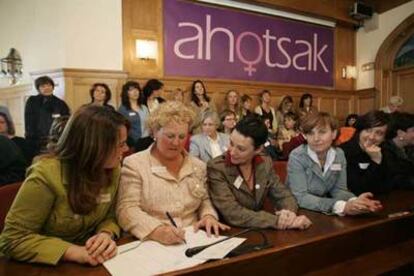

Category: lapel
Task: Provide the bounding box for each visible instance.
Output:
[202,134,213,158]
[254,159,268,204]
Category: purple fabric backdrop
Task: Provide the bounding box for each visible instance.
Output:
[164,0,334,87]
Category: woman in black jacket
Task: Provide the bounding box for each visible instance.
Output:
[24,76,70,158]
[382,112,414,190]
[340,111,391,195]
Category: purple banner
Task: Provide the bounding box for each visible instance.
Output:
[164,0,334,87]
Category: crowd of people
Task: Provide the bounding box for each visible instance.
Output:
[0,75,413,266]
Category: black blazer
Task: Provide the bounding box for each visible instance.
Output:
[340,136,391,195]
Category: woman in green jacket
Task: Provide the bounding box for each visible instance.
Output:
[0,105,129,266]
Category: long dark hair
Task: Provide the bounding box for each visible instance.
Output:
[142,79,164,106]
[121,81,142,110]
[89,83,112,105]
[190,80,210,107]
[299,93,313,109]
[54,105,129,214]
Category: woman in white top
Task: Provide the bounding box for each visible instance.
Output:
[117,102,229,245]
[190,111,229,163]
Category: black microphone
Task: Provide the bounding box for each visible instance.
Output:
[185,228,253,257]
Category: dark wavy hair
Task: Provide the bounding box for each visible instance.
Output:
[53,105,130,214]
[121,81,142,110]
[142,79,164,106]
[190,80,210,107]
[89,83,112,105]
[299,93,313,108]
[35,76,54,92]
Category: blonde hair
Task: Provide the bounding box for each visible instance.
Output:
[301,112,338,134]
[147,101,195,133]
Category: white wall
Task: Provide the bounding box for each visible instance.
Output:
[0,0,122,88]
[356,0,414,90]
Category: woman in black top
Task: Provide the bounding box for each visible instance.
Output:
[24,76,70,158]
[0,112,30,163]
[340,111,391,195]
[88,83,115,110]
[382,112,414,190]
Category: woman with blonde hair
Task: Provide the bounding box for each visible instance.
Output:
[221,90,241,119]
[117,101,229,245]
[0,105,129,265]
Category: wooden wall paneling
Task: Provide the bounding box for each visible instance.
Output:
[123,0,163,78]
[355,88,376,114]
[394,67,414,112]
[335,26,355,91]
[0,84,34,136]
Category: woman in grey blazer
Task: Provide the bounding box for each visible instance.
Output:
[190,111,229,163]
[286,112,383,216]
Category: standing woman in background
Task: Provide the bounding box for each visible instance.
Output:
[118,81,150,148]
[190,80,216,133]
[254,90,277,133]
[142,79,166,113]
[240,94,253,120]
[298,93,317,119]
[221,90,241,120]
[25,76,70,158]
[275,96,295,129]
[0,105,129,265]
[88,83,115,110]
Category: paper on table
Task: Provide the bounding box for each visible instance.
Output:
[103,226,245,276]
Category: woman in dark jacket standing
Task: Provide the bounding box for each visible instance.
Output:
[25,76,70,158]
[340,111,390,195]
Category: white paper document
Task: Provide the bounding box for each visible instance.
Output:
[103,227,245,276]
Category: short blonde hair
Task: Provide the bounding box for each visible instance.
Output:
[147,101,195,132]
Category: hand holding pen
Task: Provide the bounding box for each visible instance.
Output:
[166,212,187,244]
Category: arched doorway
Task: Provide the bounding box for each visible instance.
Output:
[375,14,414,112]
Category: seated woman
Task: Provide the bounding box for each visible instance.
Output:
[382,112,414,189]
[190,111,229,163]
[340,111,391,195]
[0,105,129,265]
[0,135,26,186]
[287,112,382,215]
[208,116,311,230]
[117,101,228,245]
[336,113,358,145]
[0,111,30,162]
[277,111,299,150]
[219,109,237,135]
[88,83,115,110]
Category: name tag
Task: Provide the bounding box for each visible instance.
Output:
[98,193,111,203]
[233,176,243,189]
[359,163,370,169]
[331,163,342,171]
[129,112,136,116]
[264,141,270,147]
[151,166,167,173]
[52,114,61,118]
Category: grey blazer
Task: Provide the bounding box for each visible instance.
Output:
[286,144,355,214]
[189,133,229,163]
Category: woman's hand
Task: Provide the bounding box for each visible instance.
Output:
[85,232,117,262]
[344,193,383,215]
[275,209,297,230]
[361,141,382,164]
[63,245,99,266]
[148,225,186,245]
[289,215,312,230]
[193,215,230,237]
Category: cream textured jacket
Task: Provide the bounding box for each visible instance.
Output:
[116,145,218,239]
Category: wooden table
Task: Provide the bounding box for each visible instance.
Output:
[1,190,414,276]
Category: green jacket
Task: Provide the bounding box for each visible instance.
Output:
[0,157,120,265]
[207,154,297,229]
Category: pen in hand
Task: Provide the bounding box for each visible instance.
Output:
[166,211,187,244]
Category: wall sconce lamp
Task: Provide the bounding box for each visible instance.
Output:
[341,65,357,79]
[1,48,23,85]
[135,40,157,60]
